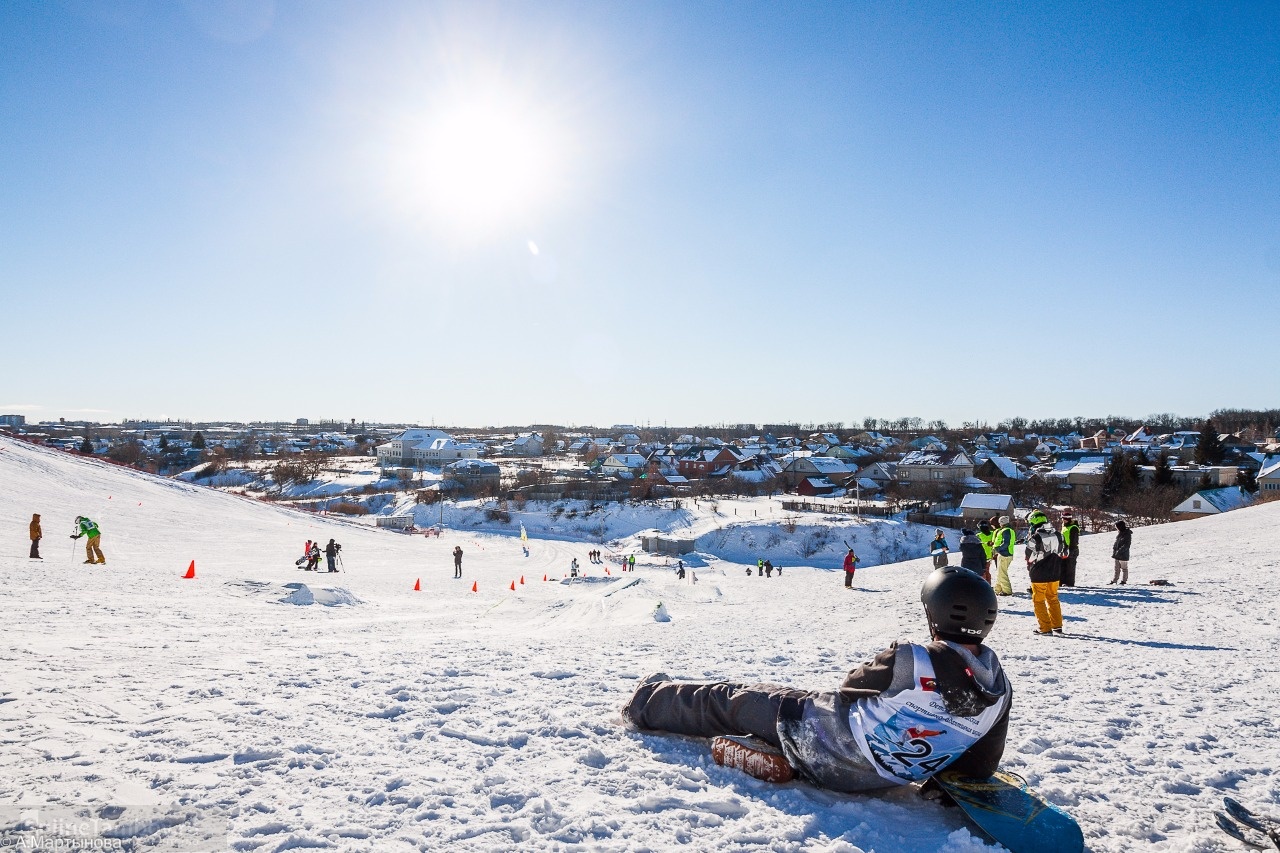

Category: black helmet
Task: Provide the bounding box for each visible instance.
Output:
[920,567,998,644]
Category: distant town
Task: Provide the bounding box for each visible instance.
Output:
[2,411,1278,529]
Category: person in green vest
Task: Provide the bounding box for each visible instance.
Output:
[1060,511,1080,587]
[977,521,997,583]
[991,516,1017,596]
[71,515,105,564]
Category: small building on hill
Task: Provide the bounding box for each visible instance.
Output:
[959,493,1015,521]
[1171,487,1255,521]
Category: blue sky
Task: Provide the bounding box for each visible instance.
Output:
[2,1,1277,428]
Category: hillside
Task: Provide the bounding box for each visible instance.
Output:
[3,435,1279,851]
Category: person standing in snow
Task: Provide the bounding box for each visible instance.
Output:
[1110,520,1132,585]
[976,521,996,582]
[70,516,105,564]
[305,542,322,571]
[628,554,636,572]
[958,529,987,577]
[929,530,949,568]
[622,567,1011,794]
[29,513,42,559]
[991,516,1016,596]
[1024,510,1064,635]
[1060,511,1080,587]
[764,559,774,578]
[842,548,860,589]
[324,539,341,573]
[453,545,464,579]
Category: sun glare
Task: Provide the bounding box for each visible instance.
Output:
[385,88,568,237]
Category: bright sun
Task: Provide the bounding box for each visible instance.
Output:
[385,88,567,237]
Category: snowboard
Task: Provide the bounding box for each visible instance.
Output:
[710,736,1083,853]
[934,769,1084,853]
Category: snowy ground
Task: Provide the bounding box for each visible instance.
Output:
[3,435,1279,852]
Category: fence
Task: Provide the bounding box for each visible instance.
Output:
[780,499,927,518]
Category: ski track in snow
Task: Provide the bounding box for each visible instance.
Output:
[2,435,1279,851]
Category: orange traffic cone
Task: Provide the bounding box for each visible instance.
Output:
[413,578,421,591]
[542,574,548,582]
[471,581,478,593]
[520,576,525,585]
[509,580,516,591]
[182,561,196,579]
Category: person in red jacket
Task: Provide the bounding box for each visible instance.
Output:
[842,548,861,589]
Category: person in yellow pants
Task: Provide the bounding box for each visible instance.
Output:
[1024,512,1063,635]
[991,516,1016,596]
[71,515,105,564]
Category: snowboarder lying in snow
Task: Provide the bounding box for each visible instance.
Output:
[622,567,1011,792]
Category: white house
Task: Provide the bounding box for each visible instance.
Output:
[511,432,545,457]
[1258,455,1280,494]
[413,438,480,465]
[600,454,648,477]
[376,429,453,468]
[1171,487,1254,521]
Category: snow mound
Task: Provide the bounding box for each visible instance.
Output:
[277,582,362,607]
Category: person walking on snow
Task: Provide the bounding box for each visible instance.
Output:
[324,539,341,573]
[1060,512,1080,587]
[453,545,464,579]
[29,513,42,559]
[842,548,861,589]
[991,516,1016,596]
[622,567,1011,794]
[1024,510,1064,635]
[1110,520,1132,585]
[929,530,949,568]
[71,516,105,564]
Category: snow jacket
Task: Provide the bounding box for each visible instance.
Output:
[1112,526,1132,561]
[1024,523,1063,584]
[992,525,1015,558]
[777,640,1011,793]
[958,534,987,573]
[30,514,41,541]
[929,537,948,556]
[324,541,340,558]
[1061,521,1080,555]
[75,518,100,538]
[842,552,860,573]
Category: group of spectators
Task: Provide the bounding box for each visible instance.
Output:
[931,510,1135,636]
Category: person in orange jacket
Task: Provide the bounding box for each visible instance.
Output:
[29,513,42,559]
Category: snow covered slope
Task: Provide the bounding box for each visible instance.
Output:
[3,435,1280,851]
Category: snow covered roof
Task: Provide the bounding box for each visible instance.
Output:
[1259,455,1280,479]
[959,493,1014,511]
[805,456,851,475]
[983,456,1028,480]
[1175,487,1255,514]
[899,450,971,467]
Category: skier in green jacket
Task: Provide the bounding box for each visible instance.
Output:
[71,516,105,564]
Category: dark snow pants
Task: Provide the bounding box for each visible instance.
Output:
[625,680,811,748]
[1061,553,1077,587]
[30,539,40,559]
